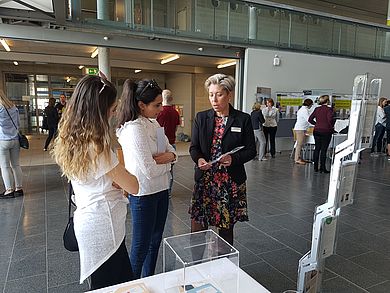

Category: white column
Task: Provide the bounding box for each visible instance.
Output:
[249,6,257,40]
[97,0,111,80]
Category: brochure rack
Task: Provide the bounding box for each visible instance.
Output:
[296,73,382,293]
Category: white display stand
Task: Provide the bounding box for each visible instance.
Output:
[89,257,270,293]
[296,73,382,293]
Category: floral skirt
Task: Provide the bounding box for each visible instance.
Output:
[189,169,248,229]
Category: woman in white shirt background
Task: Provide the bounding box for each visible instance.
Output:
[262,98,279,158]
[293,98,314,165]
[370,97,387,155]
[116,79,177,279]
[52,75,139,290]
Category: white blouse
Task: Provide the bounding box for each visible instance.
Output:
[262,107,279,127]
[294,106,313,131]
[71,149,128,283]
[116,116,177,196]
[375,106,386,126]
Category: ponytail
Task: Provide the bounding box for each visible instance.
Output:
[117,79,139,126]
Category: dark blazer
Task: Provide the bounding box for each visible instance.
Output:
[190,104,256,185]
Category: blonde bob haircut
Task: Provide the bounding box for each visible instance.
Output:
[204,74,235,93]
[0,89,15,109]
[252,102,261,111]
[318,95,330,105]
[52,75,117,181]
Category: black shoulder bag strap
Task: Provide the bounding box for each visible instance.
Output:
[68,182,75,219]
[4,106,21,135]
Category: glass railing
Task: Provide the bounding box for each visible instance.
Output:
[79,0,390,61]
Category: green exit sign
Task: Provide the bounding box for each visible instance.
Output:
[86,67,98,75]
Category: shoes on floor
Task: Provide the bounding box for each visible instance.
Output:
[320,169,330,174]
[271,155,275,158]
[370,152,379,157]
[259,157,267,161]
[0,191,15,199]
[14,189,24,197]
[295,160,306,165]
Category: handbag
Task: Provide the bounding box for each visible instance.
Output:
[4,107,29,149]
[63,182,79,252]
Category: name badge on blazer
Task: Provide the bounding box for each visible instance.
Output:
[231,127,241,132]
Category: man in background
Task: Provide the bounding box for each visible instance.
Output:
[55,94,67,120]
[157,89,180,197]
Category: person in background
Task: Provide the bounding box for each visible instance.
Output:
[308,95,334,173]
[262,98,279,158]
[0,89,23,198]
[293,98,314,165]
[52,75,139,290]
[384,100,390,160]
[189,74,256,245]
[43,97,59,151]
[116,79,177,279]
[157,89,180,197]
[370,97,387,156]
[55,94,67,120]
[250,102,267,161]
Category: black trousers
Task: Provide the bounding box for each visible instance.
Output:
[371,123,385,153]
[90,239,134,291]
[263,126,277,156]
[313,131,332,171]
[44,127,57,149]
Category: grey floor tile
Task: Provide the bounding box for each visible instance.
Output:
[232,241,263,267]
[47,229,68,255]
[340,230,390,258]
[242,261,297,293]
[335,237,371,259]
[325,254,386,289]
[14,232,46,251]
[246,214,285,233]
[48,281,89,293]
[349,252,390,279]
[367,281,390,293]
[267,229,311,254]
[7,247,46,281]
[4,274,46,293]
[48,251,80,288]
[265,214,313,235]
[259,248,302,281]
[235,226,286,255]
[322,276,368,293]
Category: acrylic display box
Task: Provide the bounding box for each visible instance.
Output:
[162,230,239,293]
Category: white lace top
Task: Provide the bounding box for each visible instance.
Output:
[71,150,128,283]
[116,116,177,196]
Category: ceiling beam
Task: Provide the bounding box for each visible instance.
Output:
[0,7,53,21]
[12,0,54,19]
[0,23,241,59]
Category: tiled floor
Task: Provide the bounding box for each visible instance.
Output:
[1,135,390,293]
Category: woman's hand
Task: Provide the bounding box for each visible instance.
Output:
[198,158,211,170]
[219,154,232,167]
[153,152,175,164]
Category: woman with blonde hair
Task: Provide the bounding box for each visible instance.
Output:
[370,97,387,155]
[251,102,266,161]
[52,75,139,290]
[189,74,256,245]
[0,89,23,198]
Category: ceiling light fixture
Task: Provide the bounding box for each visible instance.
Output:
[91,48,98,58]
[217,61,236,69]
[0,39,11,52]
[134,69,142,73]
[78,65,84,69]
[13,61,18,66]
[161,54,179,65]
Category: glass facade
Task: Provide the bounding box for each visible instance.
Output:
[79,0,390,62]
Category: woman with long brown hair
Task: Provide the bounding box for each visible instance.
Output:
[52,75,138,290]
